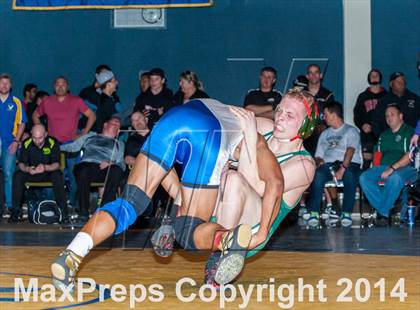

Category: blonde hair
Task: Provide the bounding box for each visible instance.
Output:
[276,87,315,111]
[180,70,204,91]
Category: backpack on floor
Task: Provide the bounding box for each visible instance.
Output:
[32,200,62,225]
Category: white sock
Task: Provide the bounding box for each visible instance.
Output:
[67,232,93,258]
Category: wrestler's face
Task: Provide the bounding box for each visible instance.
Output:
[273,97,306,139]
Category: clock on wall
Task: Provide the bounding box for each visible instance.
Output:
[141,8,163,24]
[113,8,166,28]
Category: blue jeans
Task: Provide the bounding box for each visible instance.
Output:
[307,162,361,214]
[1,147,17,209]
[359,165,418,217]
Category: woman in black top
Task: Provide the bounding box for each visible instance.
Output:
[172,70,209,108]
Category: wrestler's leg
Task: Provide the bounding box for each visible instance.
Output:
[176,186,220,250]
[215,170,261,230]
[81,154,167,246]
[161,168,182,205]
[51,154,167,292]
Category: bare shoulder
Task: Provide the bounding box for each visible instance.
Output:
[281,155,316,182]
[256,117,274,135]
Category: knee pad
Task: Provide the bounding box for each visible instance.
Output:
[121,184,151,216]
[174,216,205,250]
[100,198,137,235]
[101,184,151,235]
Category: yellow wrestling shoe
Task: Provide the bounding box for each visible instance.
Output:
[214,224,251,285]
[51,249,82,293]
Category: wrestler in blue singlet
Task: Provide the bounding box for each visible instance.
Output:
[140,98,244,188]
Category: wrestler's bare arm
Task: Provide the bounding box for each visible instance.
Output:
[253,137,284,238]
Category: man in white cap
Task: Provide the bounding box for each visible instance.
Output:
[95,70,122,132]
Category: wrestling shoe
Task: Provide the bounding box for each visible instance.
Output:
[151,214,175,258]
[214,224,251,285]
[307,211,320,227]
[204,251,222,289]
[51,249,81,293]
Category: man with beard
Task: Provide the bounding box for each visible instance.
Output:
[353,69,387,170]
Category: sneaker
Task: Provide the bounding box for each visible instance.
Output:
[204,251,221,289]
[341,212,352,227]
[214,224,251,285]
[321,205,333,220]
[51,249,82,293]
[327,209,340,225]
[151,215,175,258]
[298,206,308,217]
[2,208,11,219]
[307,212,320,227]
[302,209,311,221]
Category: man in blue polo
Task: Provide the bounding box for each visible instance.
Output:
[0,73,27,217]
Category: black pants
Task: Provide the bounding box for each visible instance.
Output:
[12,170,68,217]
[74,162,124,217]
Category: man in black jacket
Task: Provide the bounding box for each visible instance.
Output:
[133,68,173,128]
[373,72,420,137]
[95,70,122,132]
[304,64,335,155]
[353,69,387,169]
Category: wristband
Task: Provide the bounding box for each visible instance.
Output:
[390,165,396,171]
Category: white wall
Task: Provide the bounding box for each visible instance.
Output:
[343,0,372,124]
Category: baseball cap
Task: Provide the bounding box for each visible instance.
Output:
[96,70,114,85]
[389,72,405,82]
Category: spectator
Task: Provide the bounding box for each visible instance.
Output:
[354,69,388,170]
[305,101,362,227]
[22,83,37,112]
[10,124,68,223]
[133,68,173,128]
[172,70,209,107]
[25,90,48,134]
[124,111,150,167]
[139,71,150,94]
[373,72,420,136]
[79,64,114,111]
[243,66,282,119]
[293,75,308,90]
[95,70,123,132]
[32,76,96,207]
[60,117,125,221]
[79,64,121,129]
[0,73,27,217]
[304,64,335,155]
[360,105,416,226]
